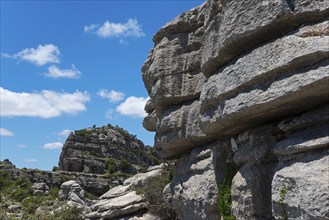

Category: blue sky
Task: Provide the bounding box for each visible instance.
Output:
[0,0,204,171]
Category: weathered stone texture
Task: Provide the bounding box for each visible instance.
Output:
[142,1,329,219]
[272,154,329,219]
[163,144,222,220]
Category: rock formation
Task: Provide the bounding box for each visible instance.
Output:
[87,164,164,220]
[58,124,160,176]
[0,159,109,196]
[142,0,329,219]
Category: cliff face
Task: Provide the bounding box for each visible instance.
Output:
[58,125,160,175]
[142,1,329,219]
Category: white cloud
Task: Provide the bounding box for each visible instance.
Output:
[116,96,149,118]
[0,87,90,118]
[58,129,72,137]
[18,144,27,148]
[3,44,60,66]
[44,65,81,79]
[98,89,125,103]
[24,158,37,163]
[84,23,99,33]
[105,109,115,120]
[84,18,145,38]
[0,128,14,136]
[43,142,62,150]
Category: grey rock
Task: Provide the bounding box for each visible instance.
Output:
[7,204,22,213]
[143,110,157,132]
[274,124,329,156]
[32,182,49,196]
[164,144,220,220]
[231,163,275,220]
[59,125,160,175]
[123,167,162,188]
[272,154,329,219]
[58,180,85,205]
[139,1,329,219]
[200,22,329,136]
[152,3,207,45]
[90,166,166,219]
[233,125,276,166]
[201,0,329,76]
[277,104,329,135]
[142,26,206,110]
[154,100,208,158]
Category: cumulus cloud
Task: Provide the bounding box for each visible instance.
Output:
[116,96,149,118]
[84,19,145,38]
[43,142,62,150]
[24,158,37,163]
[2,44,60,66]
[58,129,72,137]
[0,128,14,136]
[98,89,125,103]
[0,87,90,118]
[44,65,81,79]
[18,144,27,148]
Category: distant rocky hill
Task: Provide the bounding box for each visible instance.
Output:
[58,124,160,176]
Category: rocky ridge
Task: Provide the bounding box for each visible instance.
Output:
[59,124,160,176]
[142,0,329,219]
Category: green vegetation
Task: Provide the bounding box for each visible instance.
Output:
[136,163,176,220]
[278,182,288,220]
[52,166,58,172]
[0,170,33,202]
[32,205,83,220]
[105,157,117,174]
[218,162,239,220]
[119,158,133,173]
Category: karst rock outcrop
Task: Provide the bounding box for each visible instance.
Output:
[142,0,329,219]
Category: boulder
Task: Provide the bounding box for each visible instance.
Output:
[88,164,165,220]
[272,154,329,219]
[32,182,49,196]
[58,180,85,205]
[163,144,221,220]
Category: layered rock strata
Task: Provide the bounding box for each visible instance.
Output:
[59,125,160,175]
[142,0,329,219]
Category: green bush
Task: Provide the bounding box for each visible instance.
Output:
[218,163,239,220]
[119,159,133,173]
[54,205,83,220]
[22,196,44,215]
[0,170,14,191]
[32,205,83,220]
[52,166,58,172]
[105,157,117,174]
[136,163,177,220]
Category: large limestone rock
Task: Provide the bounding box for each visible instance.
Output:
[142,0,329,219]
[58,180,86,205]
[201,0,329,76]
[32,182,49,196]
[272,154,329,219]
[199,21,329,136]
[163,144,222,219]
[88,165,163,220]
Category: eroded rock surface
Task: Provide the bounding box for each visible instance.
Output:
[87,165,163,220]
[142,1,329,219]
